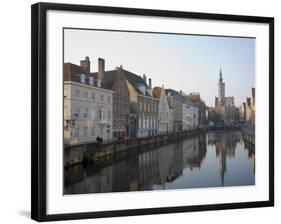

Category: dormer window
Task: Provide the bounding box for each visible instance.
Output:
[89,77,94,85]
[80,74,86,84]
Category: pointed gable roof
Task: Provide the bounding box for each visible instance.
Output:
[165,88,181,98]
[123,70,152,97]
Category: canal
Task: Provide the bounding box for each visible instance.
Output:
[64,130,255,194]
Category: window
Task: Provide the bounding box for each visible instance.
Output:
[91,127,95,136]
[89,77,94,85]
[107,96,111,103]
[100,95,104,102]
[83,91,88,100]
[74,108,79,118]
[83,108,88,118]
[91,110,95,119]
[83,127,87,137]
[107,111,111,120]
[80,74,86,83]
[99,110,102,119]
[91,93,95,101]
[74,128,79,138]
[139,118,142,128]
[75,89,80,99]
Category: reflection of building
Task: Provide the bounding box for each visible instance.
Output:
[155,145,172,189]
[125,72,159,137]
[64,165,113,194]
[208,131,240,186]
[65,129,256,193]
[64,57,113,145]
[153,86,170,134]
[182,135,207,170]
[167,142,183,182]
[112,156,139,192]
[215,69,238,125]
[138,149,158,190]
[165,89,183,132]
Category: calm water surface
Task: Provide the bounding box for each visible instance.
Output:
[64,130,255,194]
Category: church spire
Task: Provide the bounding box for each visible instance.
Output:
[219,68,222,81]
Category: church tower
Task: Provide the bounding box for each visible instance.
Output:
[218,68,225,104]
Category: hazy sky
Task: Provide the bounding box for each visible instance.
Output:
[64,29,255,107]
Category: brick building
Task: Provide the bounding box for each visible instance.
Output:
[91,62,130,139]
[124,72,159,137]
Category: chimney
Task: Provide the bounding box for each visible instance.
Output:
[142,74,147,84]
[80,56,90,73]
[148,78,152,88]
[98,58,105,85]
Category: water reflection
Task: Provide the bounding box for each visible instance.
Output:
[64,131,255,194]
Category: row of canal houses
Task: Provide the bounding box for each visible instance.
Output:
[64,56,206,145]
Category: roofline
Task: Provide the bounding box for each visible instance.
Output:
[137,93,159,101]
[64,81,114,93]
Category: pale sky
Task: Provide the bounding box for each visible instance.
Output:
[64,28,255,107]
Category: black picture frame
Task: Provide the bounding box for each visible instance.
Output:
[31,2,274,222]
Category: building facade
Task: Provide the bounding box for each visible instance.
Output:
[64,58,113,145]
[187,93,207,126]
[222,96,236,125]
[245,97,254,124]
[165,89,183,132]
[153,86,170,134]
[182,98,198,130]
[93,63,130,140]
[124,72,159,137]
[168,108,174,132]
[241,87,255,125]
[250,88,255,125]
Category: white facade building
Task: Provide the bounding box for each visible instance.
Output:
[182,101,198,131]
[168,108,174,132]
[153,86,170,134]
[64,80,113,145]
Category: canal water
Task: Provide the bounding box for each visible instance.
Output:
[64,130,255,194]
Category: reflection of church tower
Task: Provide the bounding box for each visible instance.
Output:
[216,141,227,186]
[219,148,227,186]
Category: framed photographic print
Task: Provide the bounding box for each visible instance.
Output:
[31,2,274,222]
